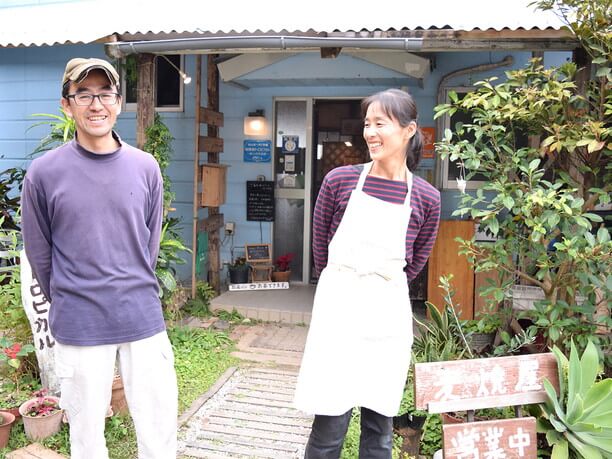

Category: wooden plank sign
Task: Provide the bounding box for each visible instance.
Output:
[199,107,224,127]
[414,353,558,413]
[245,244,272,264]
[443,417,537,459]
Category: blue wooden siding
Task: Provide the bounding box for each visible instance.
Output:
[0,44,571,281]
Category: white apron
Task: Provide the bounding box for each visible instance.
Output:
[294,162,414,417]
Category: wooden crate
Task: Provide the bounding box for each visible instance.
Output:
[200,164,229,207]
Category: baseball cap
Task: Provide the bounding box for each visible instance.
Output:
[62,58,120,87]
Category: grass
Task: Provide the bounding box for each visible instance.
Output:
[1,325,237,458]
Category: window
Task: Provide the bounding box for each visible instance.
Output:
[440,87,528,190]
[122,54,184,112]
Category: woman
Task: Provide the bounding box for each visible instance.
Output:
[294,89,441,458]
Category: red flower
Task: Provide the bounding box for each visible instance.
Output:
[3,343,21,360]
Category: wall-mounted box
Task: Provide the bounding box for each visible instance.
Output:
[200,163,229,207]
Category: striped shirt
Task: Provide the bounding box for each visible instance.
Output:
[312,164,441,282]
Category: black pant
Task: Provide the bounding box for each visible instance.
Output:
[304,407,393,459]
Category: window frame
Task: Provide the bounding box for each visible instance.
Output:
[440,86,487,191]
[121,54,185,113]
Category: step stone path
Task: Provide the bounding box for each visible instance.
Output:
[179,367,312,459]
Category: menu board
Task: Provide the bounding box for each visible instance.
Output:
[246,181,274,222]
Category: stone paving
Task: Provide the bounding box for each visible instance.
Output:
[178,321,311,458]
[179,367,312,459]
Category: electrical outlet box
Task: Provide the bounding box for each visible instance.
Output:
[225,222,235,235]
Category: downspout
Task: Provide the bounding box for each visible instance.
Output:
[434,55,514,187]
[105,36,424,58]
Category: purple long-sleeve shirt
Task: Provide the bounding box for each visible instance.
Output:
[312,164,441,282]
[21,136,165,345]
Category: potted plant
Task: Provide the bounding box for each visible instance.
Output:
[463,312,502,354]
[18,388,63,441]
[227,256,249,284]
[528,339,612,458]
[0,410,16,449]
[271,252,294,282]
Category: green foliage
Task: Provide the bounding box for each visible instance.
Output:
[168,326,237,412]
[144,113,175,212]
[143,115,191,304]
[183,281,216,317]
[0,167,25,231]
[28,109,76,156]
[213,308,245,323]
[412,276,473,362]
[156,218,190,300]
[434,0,611,360]
[532,340,612,458]
[0,219,32,347]
[492,327,538,356]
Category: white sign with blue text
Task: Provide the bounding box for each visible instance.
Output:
[244,140,272,163]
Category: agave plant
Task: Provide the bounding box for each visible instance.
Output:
[535,340,612,458]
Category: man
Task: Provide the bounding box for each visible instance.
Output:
[21,57,177,459]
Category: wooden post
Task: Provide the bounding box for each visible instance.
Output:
[191,55,202,298]
[20,251,59,394]
[136,53,155,149]
[207,54,221,292]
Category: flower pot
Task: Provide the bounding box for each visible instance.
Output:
[0,411,16,449]
[111,375,129,416]
[19,396,63,441]
[468,332,496,354]
[229,265,249,284]
[271,270,291,282]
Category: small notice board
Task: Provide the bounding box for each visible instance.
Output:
[246,181,274,222]
[245,243,272,264]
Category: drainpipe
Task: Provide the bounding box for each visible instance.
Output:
[105,36,424,58]
[434,55,514,187]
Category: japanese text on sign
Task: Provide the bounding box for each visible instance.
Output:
[244,140,271,163]
[443,418,536,459]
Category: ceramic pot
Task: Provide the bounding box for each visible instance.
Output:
[19,396,63,441]
[271,270,291,282]
[0,411,16,449]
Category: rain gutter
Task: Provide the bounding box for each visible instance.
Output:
[105,35,424,58]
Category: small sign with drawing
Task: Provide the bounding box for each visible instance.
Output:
[245,243,271,263]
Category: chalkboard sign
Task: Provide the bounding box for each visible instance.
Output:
[245,244,271,263]
[246,181,274,221]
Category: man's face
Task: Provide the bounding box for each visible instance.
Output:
[60,70,121,147]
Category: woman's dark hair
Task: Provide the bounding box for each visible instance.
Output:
[361,88,423,171]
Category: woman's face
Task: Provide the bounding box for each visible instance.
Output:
[363,101,415,164]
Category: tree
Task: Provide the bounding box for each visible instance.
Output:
[434,0,611,364]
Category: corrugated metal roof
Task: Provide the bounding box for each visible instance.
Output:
[0,0,567,48]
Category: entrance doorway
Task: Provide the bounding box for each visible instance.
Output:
[272,98,365,284]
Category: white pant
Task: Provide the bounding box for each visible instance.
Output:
[55,332,178,459]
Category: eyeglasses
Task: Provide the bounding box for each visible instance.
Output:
[66,93,120,106]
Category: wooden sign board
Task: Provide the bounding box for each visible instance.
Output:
[414,353,558,413]
[443,417,537,459]
[229,281,289,291]
[245,244,271,264]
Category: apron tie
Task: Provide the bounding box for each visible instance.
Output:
[327,263,395,281]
